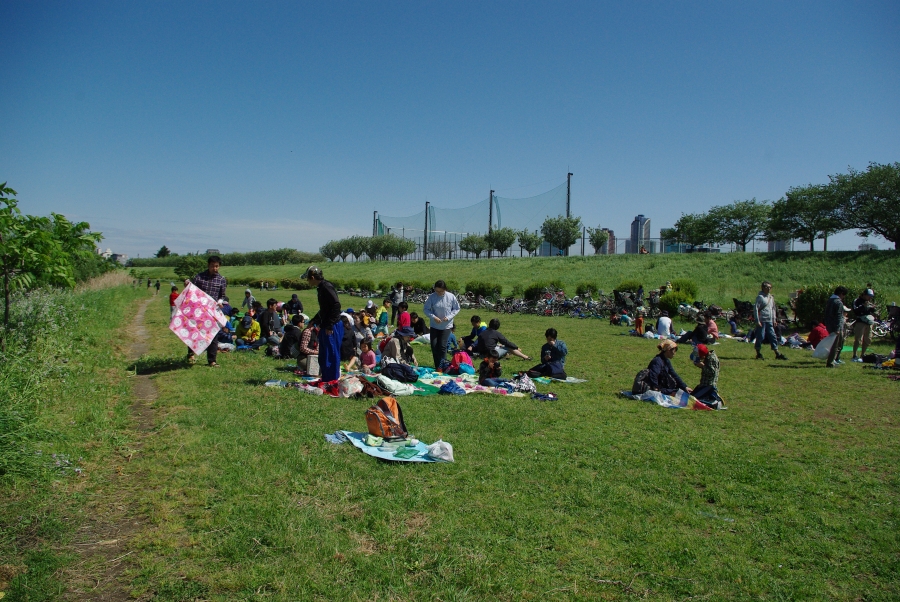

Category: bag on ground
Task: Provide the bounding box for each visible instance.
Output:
[381,362,419,383]
[812,333,837,359]
[426,439,454,462]
[632,368,651,395]
[376,374,416,396]
[365,397,408,440]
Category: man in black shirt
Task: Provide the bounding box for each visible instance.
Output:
[303,266,343,381]
[279,314,305,358]
[258,298,283,348]
[284,293,304,315]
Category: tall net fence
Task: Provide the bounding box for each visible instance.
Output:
[374,182,569,258]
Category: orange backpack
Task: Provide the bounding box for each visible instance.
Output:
[365,397,408,440]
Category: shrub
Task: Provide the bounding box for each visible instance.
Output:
[794,283,871,327]
[341,279,356,291]
[377,281,391,293]
[576,282,599,296]
[444,279,460,293]
[616,279,643,293]
[658,290,693,317]
[522,280,564,301]
[465,281,503,299]
[671,278,699,300]
[511,284,524,298]
[356,279,376,292]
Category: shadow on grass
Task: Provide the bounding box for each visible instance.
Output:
[244,378,272,386]
[765,364,805,369]
[131,355,191,376]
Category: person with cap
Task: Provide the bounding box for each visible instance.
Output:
[183,255,228,367]
[303,265,343,381]
[235,313,261,347]
[242,289,256,312]
[382,326,418,367]
[824,286,850,368]
[851,288,876,362]
[753,280,788,361]
[656,311,673,339]
[423,279,462,369]
[284,293,304,316]
[635,339,693,395]
[691,343,723,406]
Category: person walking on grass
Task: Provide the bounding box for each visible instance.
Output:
[183,255,227,367]
[824,286,849,368]
[851,288,876,362]
[390,282,404,326]
[303,265,343,382]
[423,279,461,369]
[169,285,179,318]
[754,281,787,361]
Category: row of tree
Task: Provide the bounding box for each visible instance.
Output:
[0,183,114,350]
[319,215,614,261]
[130,247,324,267]
[665,162,900,251]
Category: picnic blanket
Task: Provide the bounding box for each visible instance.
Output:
[332,430,438,463]
[169,282,228,354]
[532,376,587,384]
[619,389,713,410]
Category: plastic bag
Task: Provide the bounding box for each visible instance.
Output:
[812,333,837,359]
[338,376,364,398]
[426,439,454,462]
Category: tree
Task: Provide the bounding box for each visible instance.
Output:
[458,234,489,259]
[707,199,770,252]
[485,227,517,257]
[319,241,339,262]
[516,229,543,256]
[174,255,207,281]
[831,162,900,250]
[388,235,417,260]
[269,248,297,265]
[540,215,582,255]
[427,239,453,259]
[767,184,844,251]
[156,245,171,258]
[586,227,610,254]
[345,236,369,262]
[333,238,351,262]
[671,212,717,249]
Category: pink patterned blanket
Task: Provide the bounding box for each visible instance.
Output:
[169,283,228,354]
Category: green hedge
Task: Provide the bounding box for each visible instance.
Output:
[658,290,693,317]
[522,280,564,301]
[465,281,503,299]
[576,282,600,296]
[671,278,699,301]
[615,279,643,292]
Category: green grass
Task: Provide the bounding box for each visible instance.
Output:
[133,250,900,307]
[122,285,898,600]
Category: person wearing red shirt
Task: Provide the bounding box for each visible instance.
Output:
[169,286,179,318]
[806,321,828,349]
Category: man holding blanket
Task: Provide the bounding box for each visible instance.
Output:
[183,255,227,367]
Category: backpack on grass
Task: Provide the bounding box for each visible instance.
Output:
[365,397,408,440]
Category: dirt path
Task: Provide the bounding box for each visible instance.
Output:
[66,298,158,601]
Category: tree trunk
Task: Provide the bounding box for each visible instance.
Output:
[2,271,9,353]
[824,233,828,252]
[810,240,815,252]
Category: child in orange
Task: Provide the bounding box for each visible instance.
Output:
[635,313,644,335]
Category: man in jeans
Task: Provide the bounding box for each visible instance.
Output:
[184,255,227,367]
[754,281,787,361]
[851,288,876,362]
[824,286,850,368]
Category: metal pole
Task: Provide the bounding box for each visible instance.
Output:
[488,190,494,259]
[582,226,585,255]
[373,211,377,237]
[566,173,573,256]
[424,201,429,261]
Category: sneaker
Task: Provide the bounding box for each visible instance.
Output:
[776,353,788,360]
[755,352,764,360]
[834,359,844,365]
[852,357,863,363]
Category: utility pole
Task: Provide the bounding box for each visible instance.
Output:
[423,201,430,261]
[488,189,494,259]
[372,211,377,237]
[566,173,573,256]
[581,226,585,255]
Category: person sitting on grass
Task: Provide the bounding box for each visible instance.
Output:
[806,320,829,349]
[477,318,531,361]
[258,298,284,349]
[633,339,693,396]
[609,311,621,326]
[478,350,509,387]
[410,311,426,336]
[278,314,305,359]
[397,302,411,329]
[678,312,711,346]
[656,311,673,339]
[382,327,418,367]
[690,343,723,407]
[706,313,719,341]
[462,315,487,354]
[527,328,568,379]
[284,293,303,316]
[235,314,261,348]
[352,340,377,374]
[728,317,744,337]
[446,324,459,354]
[296,323,319,372]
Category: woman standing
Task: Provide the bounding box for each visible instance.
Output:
[423,280,461,369]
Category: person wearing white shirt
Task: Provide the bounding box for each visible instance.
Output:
[656,311,673,339]
[423,279,461,369]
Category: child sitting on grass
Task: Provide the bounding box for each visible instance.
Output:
[478,350,508,387]
[691,344,725,409]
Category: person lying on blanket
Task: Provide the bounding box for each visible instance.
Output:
[637,339,693,395]
[527,328,568,379]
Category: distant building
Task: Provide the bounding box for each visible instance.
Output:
[205,249,220,255]
[595,228,616,254]
[767,240,791,252]
[97,247,112,259]
[629,215,651,254]
[110,253,129,265]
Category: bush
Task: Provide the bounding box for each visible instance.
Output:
[356,279,376,292]
[671,278,699,301]
[443,280,460,293]
[658,290,693,317]
[576,282,599,296]
[465,280,502,299]
[616,279,643,292]
[377,281,391,293]
[794,283,872,327]
[522,280,564,301]
[511,284,524,298]
[341,279,356,291]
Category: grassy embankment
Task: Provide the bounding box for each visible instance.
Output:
[4,255,900,600]
[134,250,900,305]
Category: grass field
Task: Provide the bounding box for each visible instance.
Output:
[129,250,900,306]
[3,256,900,600]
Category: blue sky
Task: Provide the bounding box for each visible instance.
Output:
[3,1,898,256]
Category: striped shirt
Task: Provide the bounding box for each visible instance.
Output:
[191,270,227,301]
